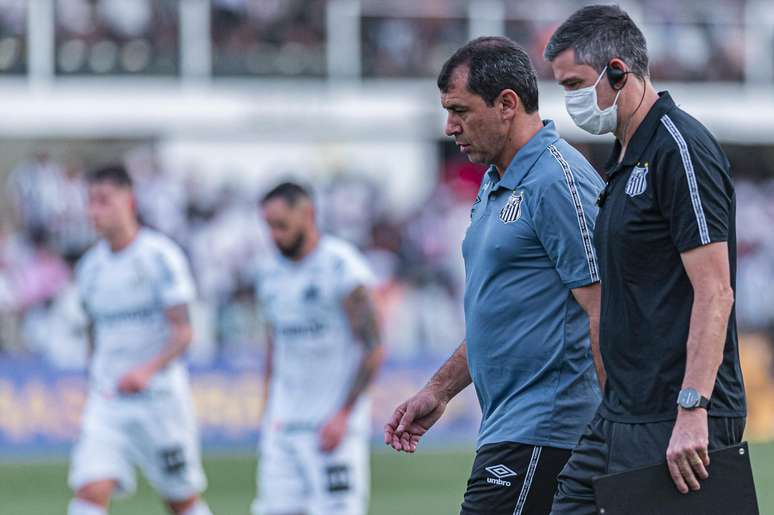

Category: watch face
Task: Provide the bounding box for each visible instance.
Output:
[679,388,700,408]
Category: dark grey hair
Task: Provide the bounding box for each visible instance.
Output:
[544,4,649,78]
[437,36,539,114]
[261,181,311,206]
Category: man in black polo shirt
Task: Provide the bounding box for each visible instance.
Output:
[544,5,746,513]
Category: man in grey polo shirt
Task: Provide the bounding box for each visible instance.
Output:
[384,37,605,515]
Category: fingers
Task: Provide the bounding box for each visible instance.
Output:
[667,455,689,494]
[668,451,702,494]
[697,445,710,467]
[396,403,417,433]
[688,450,709,480]
[677,454,701,491]
[319,426,341,453]
[384,405,405,447]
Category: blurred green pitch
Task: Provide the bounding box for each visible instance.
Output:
[1,443,771,514]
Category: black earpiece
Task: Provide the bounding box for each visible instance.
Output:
[606,64,627,90]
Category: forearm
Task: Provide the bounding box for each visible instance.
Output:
[426,341,471,403]
[145,327,191,374]
[589,315,606,390]
[341,285,385,413]
[342,345,385,412]
[571,284,605,390]
[681,291,733,399]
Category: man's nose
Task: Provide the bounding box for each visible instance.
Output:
[445,115,461,137]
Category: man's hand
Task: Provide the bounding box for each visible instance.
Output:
[666,408,710,494]
[319,409,350,453]
[384,388,447,453]
[117,364,155,394]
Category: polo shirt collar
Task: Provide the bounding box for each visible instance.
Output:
[489,120,561,191]
[605,91,676,174]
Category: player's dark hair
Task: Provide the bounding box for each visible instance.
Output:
[437,36,539,113]
[544,4,649,78]
[86,163,133,189]
[261,181,311,207]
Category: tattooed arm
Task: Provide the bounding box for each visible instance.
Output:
[319,285,384,452]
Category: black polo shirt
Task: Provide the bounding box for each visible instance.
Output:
[595,92,746,423]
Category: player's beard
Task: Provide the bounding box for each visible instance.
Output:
[278,232,306,259]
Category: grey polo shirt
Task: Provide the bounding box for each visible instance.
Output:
[462,120,604,449]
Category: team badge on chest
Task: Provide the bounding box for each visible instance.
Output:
[499,191,524,224]
[625,162,649,197]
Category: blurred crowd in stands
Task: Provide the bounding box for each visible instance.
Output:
[362,0,746,80]
[2,143,774,373]
[55,0,179,75]
[211,0,326,76]
[0,0,753,80]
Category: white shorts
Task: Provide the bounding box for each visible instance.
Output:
[251,427,369,515]
[68,389,207,501]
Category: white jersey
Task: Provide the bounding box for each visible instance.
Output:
[76,228,196,395]
[257,235,376,433]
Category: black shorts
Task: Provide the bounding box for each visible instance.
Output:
[550,413,746,515]
[460,442,572,515]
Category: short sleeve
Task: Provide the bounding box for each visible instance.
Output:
[534,177,601,288]
[333,248,376,299]
[654,142,731,253]
[153,243,196,307]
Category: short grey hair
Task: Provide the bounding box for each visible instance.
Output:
[544,4,649,78]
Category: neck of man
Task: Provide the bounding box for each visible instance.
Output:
[493,113,544,177]
[615,79,660,162]
[292,228,321,262]
[106,221,140,253]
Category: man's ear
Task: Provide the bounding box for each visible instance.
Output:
[498,89,520,120]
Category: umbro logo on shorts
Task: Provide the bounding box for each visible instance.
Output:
[485,464,517,487]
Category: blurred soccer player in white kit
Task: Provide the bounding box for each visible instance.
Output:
[67,165,212,515]
[252,182,384,515]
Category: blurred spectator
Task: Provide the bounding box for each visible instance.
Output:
[362,15,467,77]
[6,154,93,257]
[55,0,179,75]
[211,0,326,76]
[736,179,774,334]
[128,147,188,242]
[0,0,26,74]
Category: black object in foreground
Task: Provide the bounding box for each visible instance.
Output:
[593,442,759,515]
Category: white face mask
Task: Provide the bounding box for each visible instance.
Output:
[564,66,622,135]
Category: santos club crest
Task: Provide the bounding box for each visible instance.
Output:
[500,191,524,224]
[625,162,649,197]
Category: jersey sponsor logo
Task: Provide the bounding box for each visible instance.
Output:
[93,306,158,324]
[499,191,523,224]
[278,320,326,337]
[485,463,517,487]
[625,163,649,197]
